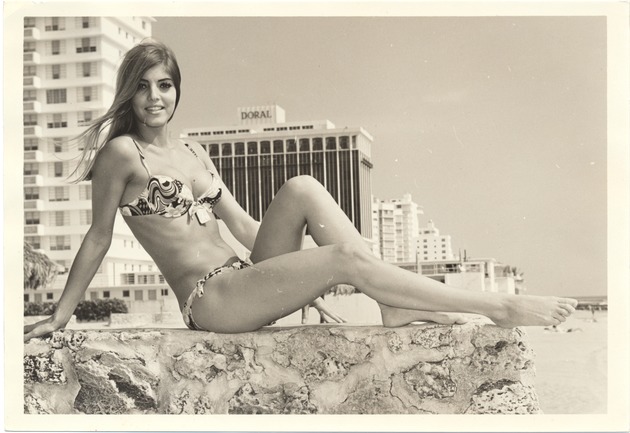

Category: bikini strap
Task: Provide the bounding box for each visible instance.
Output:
[183,141,199,159]
[131,139,152,176]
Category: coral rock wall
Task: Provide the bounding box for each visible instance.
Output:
[24,323,541,414]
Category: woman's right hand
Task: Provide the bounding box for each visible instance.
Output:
[23,315,67,342]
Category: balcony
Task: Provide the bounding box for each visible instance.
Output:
[24,27,41,40]
[24,224,44,235]
[23,100,42,113]
[24,125,43,137]
[23,76,41,88]
[24,175,44,186]
[24,150,43,162]
[24,200,44,211]
[23,52,41,64]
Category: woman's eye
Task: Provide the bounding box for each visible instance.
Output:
[160,82,173,89]
[137,83,147,90]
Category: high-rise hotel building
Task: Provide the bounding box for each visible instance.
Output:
[372,193,423,263]
[181,105,375,240]
[23,17,162,302]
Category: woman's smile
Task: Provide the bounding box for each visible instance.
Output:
[132,63,177,127]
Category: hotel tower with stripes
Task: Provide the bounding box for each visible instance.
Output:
[181,105,375,241]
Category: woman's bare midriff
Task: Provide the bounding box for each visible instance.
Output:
[122,214,238,309]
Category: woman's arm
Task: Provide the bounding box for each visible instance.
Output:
[187,140,260,251]
[24,138,136,341]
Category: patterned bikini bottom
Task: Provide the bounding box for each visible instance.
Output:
[181,257,251,331]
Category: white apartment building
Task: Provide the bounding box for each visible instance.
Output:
[417,220,455,262]
[373,193,423,263]
[22,16,166,306]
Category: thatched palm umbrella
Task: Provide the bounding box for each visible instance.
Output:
[23,241,58,290]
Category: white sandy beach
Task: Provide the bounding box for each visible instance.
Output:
[525,309,607,414]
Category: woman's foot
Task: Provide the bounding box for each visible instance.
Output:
[488,295,578,328]
[379,303,469,328]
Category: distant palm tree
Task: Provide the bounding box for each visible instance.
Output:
[23,241,58,290]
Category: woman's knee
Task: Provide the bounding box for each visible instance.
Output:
[281,175,324,199]
[331,242,375,281]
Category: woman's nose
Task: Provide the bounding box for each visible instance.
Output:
[148,85,159,101]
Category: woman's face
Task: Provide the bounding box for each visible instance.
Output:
[131,63,177,128]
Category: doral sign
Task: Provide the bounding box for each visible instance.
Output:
[238,105,286,125]
[241,110,272,120]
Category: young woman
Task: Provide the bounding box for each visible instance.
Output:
[24,40,577,341]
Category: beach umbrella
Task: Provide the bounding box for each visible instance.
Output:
[23,241,58,290]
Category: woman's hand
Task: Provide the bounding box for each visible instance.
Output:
[23,316,67,342]
[301,298,347,324]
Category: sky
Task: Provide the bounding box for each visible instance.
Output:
[151,16,607,298]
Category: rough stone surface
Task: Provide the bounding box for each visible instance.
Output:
[23,322,542,414]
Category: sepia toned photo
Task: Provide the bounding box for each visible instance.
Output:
[5,2,629,432]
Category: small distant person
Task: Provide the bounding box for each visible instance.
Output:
[24,40,578,341]
[588,305,597,323]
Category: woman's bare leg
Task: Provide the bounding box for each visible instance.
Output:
[194,176,577,332]
[249,176,467,325]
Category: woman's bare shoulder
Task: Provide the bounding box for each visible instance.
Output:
[93,135,140,174]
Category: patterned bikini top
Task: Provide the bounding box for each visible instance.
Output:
[119,140,222,222]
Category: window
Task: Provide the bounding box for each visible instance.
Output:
[49,186,69,202]
[24,211,39,225]
[80,62,95,77]
[24,41,36,53]
[46,293,54,300]
[23,65,37,77]
[35,293,43,303]
[24,163,38,175]
[80,86,94,102]
[90,292,98,300]
[122,274,135,285]
[148,290,157,301]
[76,37,96,53]
[45,17,65,31]
[53,162,65,177]
[49,40,62,55]
[78,111,93,126]
[53,211,69,226]
[50,235,71,250]
[81,17,90,28]
[134,290,143,301]
[47,113,67,129]
[46,89,67,104]
[79,185,92,200]
[48,64,66,80]
[24,187,39,200]
[25,236,40,249]
[161,289,169,296]
[23,89,37,102]
[24,17,36,28]
[24,138,39,150]
[312,138,323,151]
[142,20,146,29]
[24,294,30,302]
[80,210,92,225]
[103,291,110,299]
[23,113,38,126]
[52,138,66,153]
[122,290,130,298]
